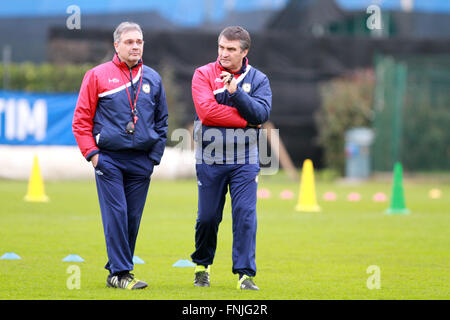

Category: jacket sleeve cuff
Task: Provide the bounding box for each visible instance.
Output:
[86,149,100,162]
[229,86,242,99]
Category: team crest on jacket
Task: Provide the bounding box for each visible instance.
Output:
[142,83,151,93]
[242,83,251,93]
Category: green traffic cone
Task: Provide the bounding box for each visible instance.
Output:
[386,162,410,215]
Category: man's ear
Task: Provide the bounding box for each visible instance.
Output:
[113,42,119,53]
[242,49,249,58]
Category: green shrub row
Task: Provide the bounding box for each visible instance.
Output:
[0,62,94,92]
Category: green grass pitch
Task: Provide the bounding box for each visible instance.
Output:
[0,172,448,300]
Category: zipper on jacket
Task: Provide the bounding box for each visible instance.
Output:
[129,67,135,102]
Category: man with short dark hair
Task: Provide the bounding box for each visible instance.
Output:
[72,22,168,290]
[190,26,272,290]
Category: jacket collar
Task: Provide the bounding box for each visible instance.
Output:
[216,56,248,75]
[112,53,142,71]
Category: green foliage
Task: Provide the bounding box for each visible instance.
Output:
[0,62,93,92]
[315,70,375,175]
[315,168,340,182]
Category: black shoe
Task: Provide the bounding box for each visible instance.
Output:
[194,265,210,287]
[106,272,148,290]
[237,275,259,290]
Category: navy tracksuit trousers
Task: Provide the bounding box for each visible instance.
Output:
[191,163,260,277]
[94,150,154,275]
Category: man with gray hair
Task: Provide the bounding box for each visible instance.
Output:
[73,21,168,290]
[190,26,272,290]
